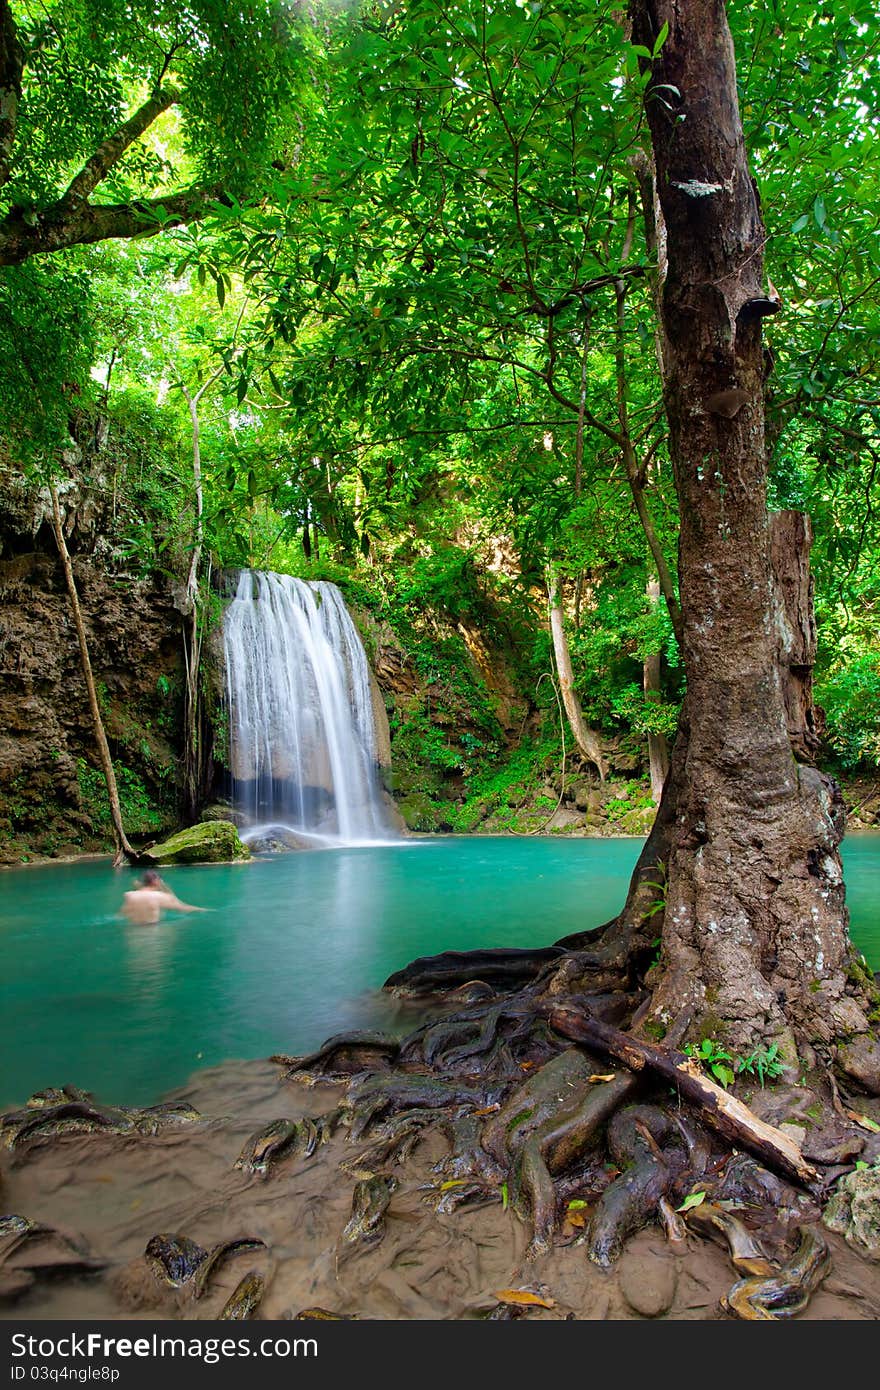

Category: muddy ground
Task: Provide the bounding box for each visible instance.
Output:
[1,1058,879,1322]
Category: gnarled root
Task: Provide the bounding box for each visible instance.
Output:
[344,1073,505,1143]
[435,1111,505,1184]
[685,1202,774,1277]
[340,1109,435,1176]
[515,1137,558,1256]
[480,1049,596,1167]
[586,1105,689,1268]
[384,947,567,996]
[721,1226,831,1320]
[272,1032,400,1081]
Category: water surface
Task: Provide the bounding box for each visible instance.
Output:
[1,834,877,1107]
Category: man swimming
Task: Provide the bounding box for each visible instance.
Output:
[121,869,207,925]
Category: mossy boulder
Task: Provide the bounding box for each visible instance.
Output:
[823,1164,880,1261]
[612,806,656,835]
[146,820,250,864]
[396,793,441,832]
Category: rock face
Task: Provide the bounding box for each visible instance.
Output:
[145,821,250,864]
[823,1165,880,1261]
[0,467,187,864]
[837,1034,880,1097]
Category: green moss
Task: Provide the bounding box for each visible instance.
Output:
[506,1107,534,1137]
[148,820,250,864]
[845,953,880,1000]
[396,793,443,832]
[643,1019,667,1042]
[696,1011,726,1043]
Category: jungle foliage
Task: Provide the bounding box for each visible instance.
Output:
[1,0,879,808]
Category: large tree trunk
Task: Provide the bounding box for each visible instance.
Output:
[627,0,876,1079]
[49,486,136,867]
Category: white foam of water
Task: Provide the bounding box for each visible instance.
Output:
[223,572,394,844]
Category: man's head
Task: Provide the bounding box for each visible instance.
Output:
[141,869,162,888]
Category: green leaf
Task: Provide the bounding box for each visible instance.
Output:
[652,21,669,58]
[712,1063,736,1089]
[676,1191,706,1212]
[813,195,826,230]
[216,276,226,308]
[791,214,809,234]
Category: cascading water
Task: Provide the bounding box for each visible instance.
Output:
[222,570,393,845]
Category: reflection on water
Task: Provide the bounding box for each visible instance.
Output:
[1,833,878,1108]
[123,921,173,984]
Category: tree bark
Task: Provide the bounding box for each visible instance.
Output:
[49,486,136,867]
[626,0,873,1066]
[769,510,822,762]
[59,87,179,211]
[644,576,669,802]
[547,574,607,781]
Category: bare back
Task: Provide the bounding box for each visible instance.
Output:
[122,888,184,925]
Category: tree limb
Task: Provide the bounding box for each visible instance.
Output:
[0,184,227,265]
[60,86,180,209]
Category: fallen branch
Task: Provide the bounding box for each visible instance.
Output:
[548,1005,820,1191]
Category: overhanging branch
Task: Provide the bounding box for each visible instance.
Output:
[60,85,180,209]
[0,184,227,265]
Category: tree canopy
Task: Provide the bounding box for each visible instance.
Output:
[2,0,879,791]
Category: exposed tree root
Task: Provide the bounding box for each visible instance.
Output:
[720,1227,831,1320]
[340,1109,435,1177]
[270,1032,400,1079]
[541,1074,638,1175]
[585,1105,692,1268]
[685,1202,774,1277]
[269,934,877,1289]
[548,1006,822,1190]
[385,947,570,996]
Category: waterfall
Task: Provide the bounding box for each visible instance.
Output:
[222,570,392,844]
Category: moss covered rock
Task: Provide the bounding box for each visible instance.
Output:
[396,793,441,832]
[147,820,250,864]
[823,1164,880,1261]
